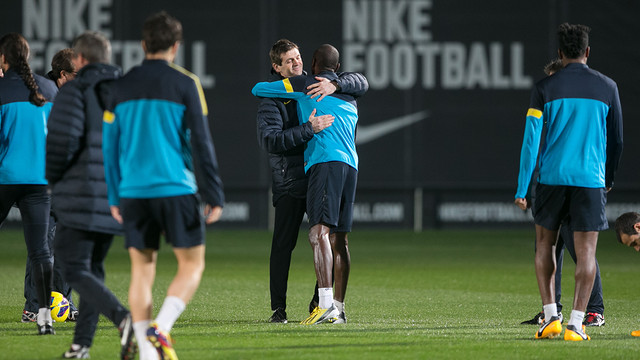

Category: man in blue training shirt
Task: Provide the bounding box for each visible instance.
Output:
[101,11,224,360]
[515,23,623,341]
[253,44,367,325]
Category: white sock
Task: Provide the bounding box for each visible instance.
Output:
[543,303,558,322]
[37,307,52,326]
[155,296,185,333]
[133,320,159,360]
[569,310,585,329]
[334,300,344,314]
[318,288,334,309]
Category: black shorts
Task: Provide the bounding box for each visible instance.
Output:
[120,194,205,250]
[533,183,607,232]
[306,162,358,233]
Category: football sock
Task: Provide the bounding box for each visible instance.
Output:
[37,307,52,326]
[542,303,558,322]
[155,296,185,332]
[318,288,333,309]
[133,320,156,360]
[569,310,585,329]
[334,300,344,314]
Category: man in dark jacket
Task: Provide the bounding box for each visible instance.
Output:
[257,39,368,323]
[46,31,135,360]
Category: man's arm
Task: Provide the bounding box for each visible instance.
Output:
[252,77,306,100]
[335,72,369,97]
[515,108,544,201]
[605,85,623,189]
[257,98,313,154]
[183,77,225,210]
[306,72,369,101]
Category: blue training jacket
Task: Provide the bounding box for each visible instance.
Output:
[0,68,58,184]
[252,71,360,172]
[101,59,224,207]
[515,63,623,199]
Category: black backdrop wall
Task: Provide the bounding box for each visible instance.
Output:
[2,0,638,229]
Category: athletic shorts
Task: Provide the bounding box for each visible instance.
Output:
[533,183,608,232]
[306,161,358,233]
[120,194,205,250]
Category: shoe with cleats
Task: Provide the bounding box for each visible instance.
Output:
[583,312,605,327]
[301,305,339,325]
[21,310,37,323]
[119,313,137,360]
[62,345,90,359]
[631,330,640,337]
[332,311,347,324]
[269,308,288,323]
[535,315,562,339]
[147,322,178,360]
[564,324,590,341]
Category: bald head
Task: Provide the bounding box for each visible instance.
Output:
[312,44,340,74]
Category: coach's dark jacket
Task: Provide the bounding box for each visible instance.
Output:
[257,70,368,205]
[46,63,122,235]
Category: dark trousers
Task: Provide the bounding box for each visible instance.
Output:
[555,224,605,314]
[23,213,76,313]
[54,224,128,347]
[270,195,306,311]
[0,185,53,310]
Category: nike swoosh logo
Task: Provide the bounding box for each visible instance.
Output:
[356,111,428,145]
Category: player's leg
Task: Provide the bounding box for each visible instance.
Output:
[568,231,598,316]
[564,187,606,341]
[269,195,305,322]
[561,222,605,326]
[17,185,55,335]
[554,225,567,320]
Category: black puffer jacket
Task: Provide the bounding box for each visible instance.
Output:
[46,63,122,234]
[256,70,369,205]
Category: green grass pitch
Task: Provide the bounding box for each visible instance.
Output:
[1,228,639,359]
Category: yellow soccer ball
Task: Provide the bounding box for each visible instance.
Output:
[50,291,70,322]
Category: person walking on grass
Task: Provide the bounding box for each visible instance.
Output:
[101,11,224,360]
[514,23,623,341]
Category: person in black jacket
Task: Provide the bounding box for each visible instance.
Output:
[258,39,368,323]
[46,31,135,360]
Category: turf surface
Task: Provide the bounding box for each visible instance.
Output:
[1,228,639,359]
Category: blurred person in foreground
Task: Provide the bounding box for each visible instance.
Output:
[101,11,224,360]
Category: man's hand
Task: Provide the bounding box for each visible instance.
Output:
[110,205,123,224]
[514,198,528,211]
[204,205,223,224]
[307,77,337,102]
[308,109,334,133]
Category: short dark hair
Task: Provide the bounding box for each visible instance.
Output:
[312,44,340,72]
[543,58,563,76]
[72,31,111,64]
[49,48,75,80]
[614,212,640,243]
[143,11,183,54]
[269,39,298,66]
[557,23,590,59]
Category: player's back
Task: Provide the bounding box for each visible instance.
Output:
[534,63,618,188]
[103,59,202,199]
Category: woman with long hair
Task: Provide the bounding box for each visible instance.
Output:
[0,32,59,335]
